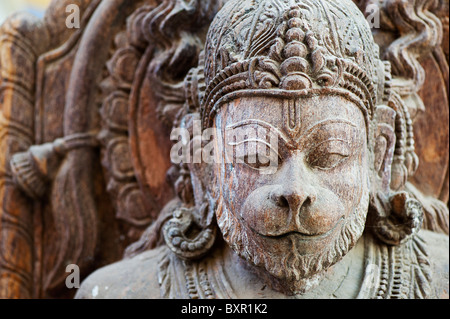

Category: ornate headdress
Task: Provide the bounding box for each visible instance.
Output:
[192,0,391,129]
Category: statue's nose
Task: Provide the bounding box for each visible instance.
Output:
[270,183,318,235]
[268,157,342,236]
[271,186,315,214]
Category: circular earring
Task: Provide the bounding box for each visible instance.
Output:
[163,206,217,260]
[369,191,423,246]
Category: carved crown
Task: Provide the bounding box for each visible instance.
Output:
[197,0,390,129]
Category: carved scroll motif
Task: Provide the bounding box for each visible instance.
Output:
[116,0,226,258]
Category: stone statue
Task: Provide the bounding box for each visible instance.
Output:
[0,0,448,299]
[73,0,448,299]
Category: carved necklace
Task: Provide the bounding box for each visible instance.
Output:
[158,244,237,299]
[357,233,433,299]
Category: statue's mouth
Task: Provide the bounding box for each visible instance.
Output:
[253,216,345,241]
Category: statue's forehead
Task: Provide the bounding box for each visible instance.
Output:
[218,95,366,140]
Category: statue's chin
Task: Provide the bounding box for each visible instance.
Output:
[229,232,347,295]
[249,260,326,296]
[216,195,369,295]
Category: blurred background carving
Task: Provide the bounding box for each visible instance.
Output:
[0,0,51,24]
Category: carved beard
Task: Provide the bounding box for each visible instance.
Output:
[215,188,369,295]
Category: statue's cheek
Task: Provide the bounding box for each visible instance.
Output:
[218,161,274,213]
[316,150,369,216]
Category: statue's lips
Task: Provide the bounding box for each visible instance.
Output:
[251,216,345,241]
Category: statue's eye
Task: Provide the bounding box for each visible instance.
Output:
[241,154,273,169]
[235,141,280,172]
[306,139,351,170]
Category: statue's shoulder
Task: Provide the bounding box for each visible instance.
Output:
[75,245,167,299]
[419,229,449,299]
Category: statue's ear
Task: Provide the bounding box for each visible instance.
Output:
[161,130,217,260]
[371,104,397,196]
[188,142,217,229]
[368,105,423,246]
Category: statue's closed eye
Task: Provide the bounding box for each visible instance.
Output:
[306,139,351,170]
[241,154,273,170]
[231,139,280,171]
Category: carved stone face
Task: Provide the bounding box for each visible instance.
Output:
[212,94,370,293]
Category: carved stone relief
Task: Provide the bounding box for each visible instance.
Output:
[0,0,448,299]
